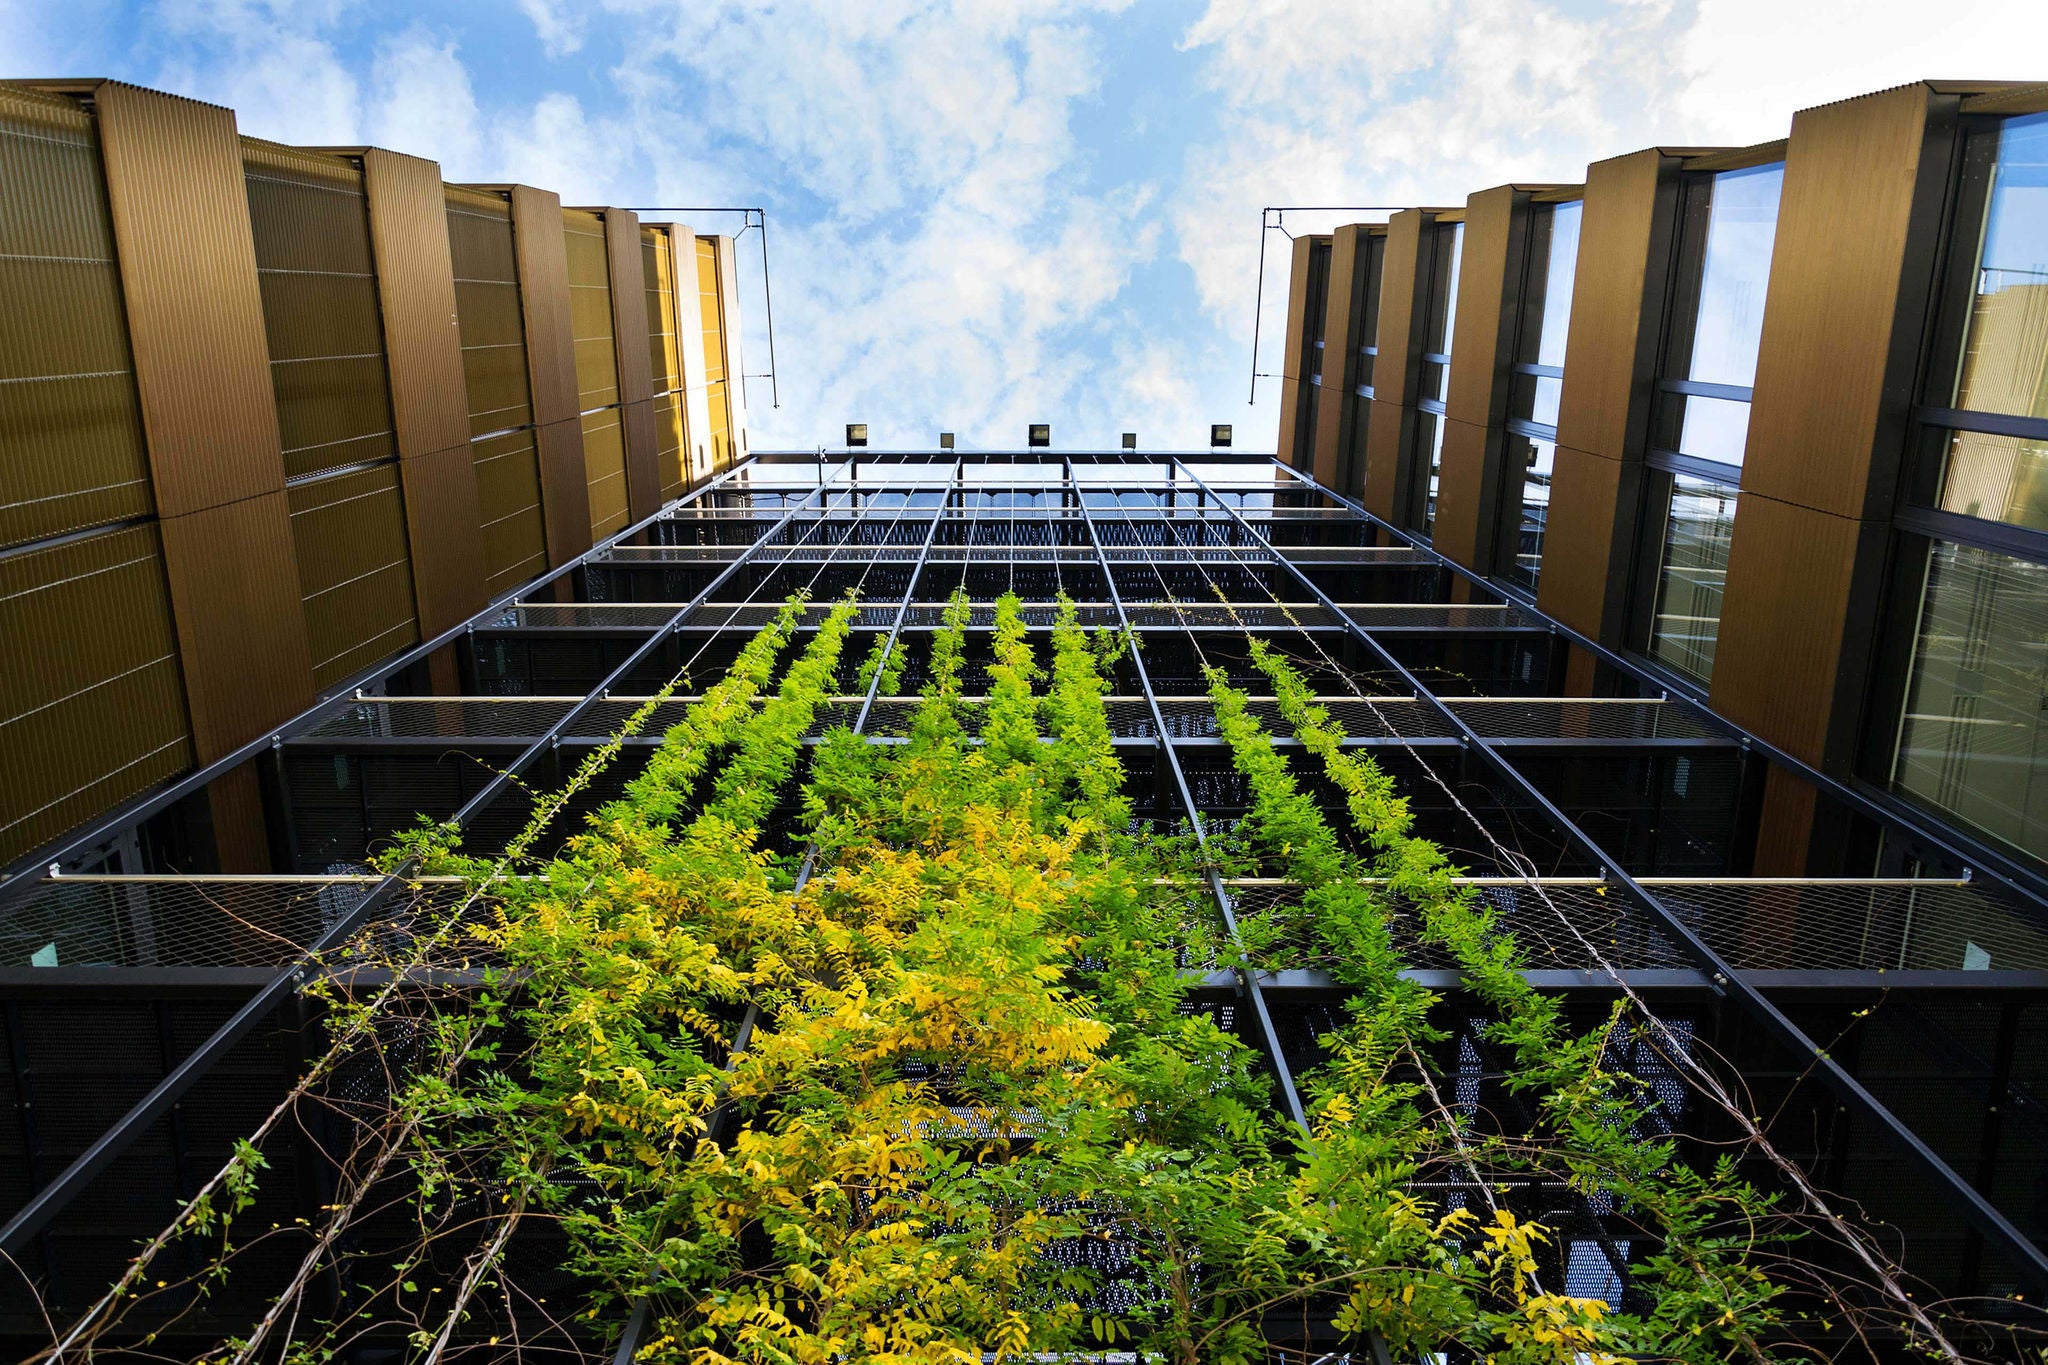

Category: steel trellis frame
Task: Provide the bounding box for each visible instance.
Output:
[1169,455,2048,1298]
[1067,456,1311,1132]
[0,464,857,1263]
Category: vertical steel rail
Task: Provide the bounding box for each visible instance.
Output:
[0,467,856,1261]
[608,458,950,1363]
[1067,457,1310,1132]
[1171,456,2048,1295]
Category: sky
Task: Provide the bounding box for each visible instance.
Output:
[5,0,2047,454]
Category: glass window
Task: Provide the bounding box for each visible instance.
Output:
[1504,200,1581,591]
[1895,541,2048,860]
[1656,162,1785,471]
[1647,476,1737,684]
[1951,112,2048,421]
[1507,433,1555,590]
[1416,221,1463,534]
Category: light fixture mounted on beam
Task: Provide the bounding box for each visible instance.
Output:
[846,423,868,448]
[1028,424,1051,449]
[1121,432,1138,450]
[1210,424,1233,448]
[939,432,955,450]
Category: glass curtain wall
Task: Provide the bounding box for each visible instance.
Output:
[1296,238,1332,469]
[1502,200,1582,591]
[1342,231,1386,493]
[1893,112,2048,861]
[1642,162,1784,684]
[1414,220,1464,536]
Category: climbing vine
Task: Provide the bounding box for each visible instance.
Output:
[31,592,2013,1364]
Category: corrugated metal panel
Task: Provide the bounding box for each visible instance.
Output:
[0,524,193,863]
[156,491,315,761]
[362,150,469,461]
[287,463,420,688]
[0,87,153,551]
[445,187,532,436]
[445,184,546,597]
[579,405,629,541]
[358,149,482,635]
[242,138,398,480]
[642,225,687,501]
[562,207,618,410]
[603,209,659,522]
[507,186,588,564]
[714,235,748,465]
[88,80,285,516]
[695,236,733,471]
[473,426,547,594]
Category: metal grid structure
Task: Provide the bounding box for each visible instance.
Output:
[3,450,2048,1353]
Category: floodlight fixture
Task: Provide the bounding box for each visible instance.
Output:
[939,432,955,450]
[1028,424,1051,448]
[1210,424,1233,448]
[846,423,868,448]
[1121,432,1138,450]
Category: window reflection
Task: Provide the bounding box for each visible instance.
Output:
[1952,112,2048,422]
[1506,434,1553,592]
[1896,541,2048,860]
[1522,201,1581,370]
[1939,429,2048,531]
[1648,476,1737,684]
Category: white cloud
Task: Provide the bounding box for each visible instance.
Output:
[364,27,484,174]
[148,0,362,143]
[1676,0,2048,145]
[516,0,585,59]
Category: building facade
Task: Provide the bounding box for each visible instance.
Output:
[0,79,748,876]
[1275,80,2048,880]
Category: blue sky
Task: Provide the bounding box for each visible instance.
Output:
[6,0,2046,453]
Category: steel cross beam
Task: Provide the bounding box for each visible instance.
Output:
[1266,458,2048,907]
[0,465,855,1262]
[0,456,767,906]
[1067,457,1311,1132]
[1171,457,2048,1297]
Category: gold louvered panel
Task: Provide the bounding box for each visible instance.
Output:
[446,188,532,438]
[652,391,686,503]
[242,140,397,480]
[696,236,733,469]
[643,227,686,500]
[563,208,617,411]
[0,87,153,550]
[0,524,193,861]
[474,427,547,594]
[287,464,420,688]
[580,406,628,540]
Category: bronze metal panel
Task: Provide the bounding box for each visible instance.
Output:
[1430,416,1493,573]
[87,80,285,516]
[1709,494,1887,772]
[1534,444,1637,644]
[1743,84,1950,520]
[396,442,487,636]
[508,185,579,428]
[1553,149,1680,463]
[158,492,315,760]
[472,426,548,594]
[580,405,630,541]
[207,762,271,873]
[1372,210,1431,408]
[0,87,154,551]
[1309,225,1364,488]
[445,186,533,438]
[715,235,749,461]
[286,464,421,690]
[505,186,589,563]
[1750,766,1819,877]
[602,208,663,522]
[361,149,470,461]
[1273,234,1316,465]
[1443,186,1522,427]
[0,523,194,863]
[562,208,619,411]
[535,414,593,564]
[1360,398,1407,523]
